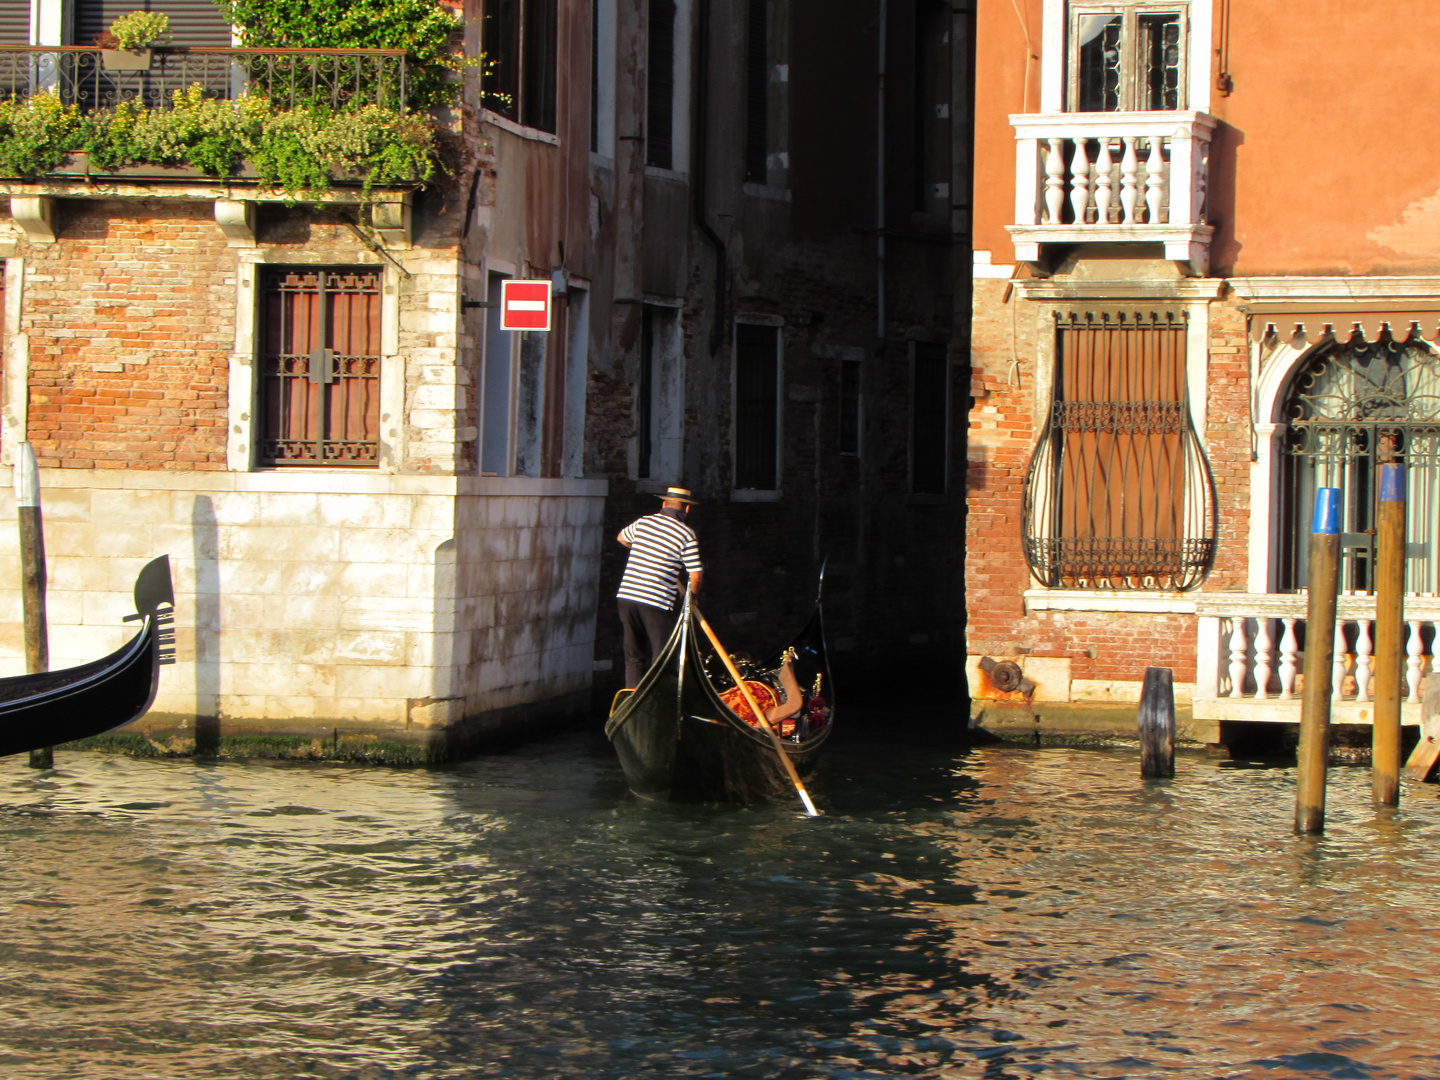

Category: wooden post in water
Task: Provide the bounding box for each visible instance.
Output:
[1371,461,1406,806]
[1296,487,1342,834]
[16,443,52,769]
[1138,667,1175,778]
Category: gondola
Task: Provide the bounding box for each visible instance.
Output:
[605,573,835,805]
[0,555,176,759]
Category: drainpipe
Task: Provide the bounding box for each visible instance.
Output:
[876,0,886,344]
[693,0,727,356]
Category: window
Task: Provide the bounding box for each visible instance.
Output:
[483,0,558,132]
[481,271,515,476]
[1278,336,1440,595]
[911,341,948,494]
[912,0,951,212]
[1022,311,1217,589]
[646,0,676,168]
[0,4,28,44]
[636,305,684,482]
[744,0,767,183]
[734,323,780,491]
[73,0,231,46]
[838,358,861,456]
[591,0,617,156]
[259,268,382,468]
[1069,3,1186,112]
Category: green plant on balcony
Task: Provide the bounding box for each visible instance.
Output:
[0,87,435,195]
[100,10,172,50]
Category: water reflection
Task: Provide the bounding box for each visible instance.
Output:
[4,736,1440,1078]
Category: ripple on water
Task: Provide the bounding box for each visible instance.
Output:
[4,735,1440,1078]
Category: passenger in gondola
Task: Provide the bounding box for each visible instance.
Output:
[615,486,704,688]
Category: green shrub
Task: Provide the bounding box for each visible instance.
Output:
[221,0,466,110]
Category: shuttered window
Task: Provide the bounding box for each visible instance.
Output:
[73,0,231,46]
[1022,311,1216,589]
[734,323,779,490]
[259,269,382,468]
[0,3,29,45]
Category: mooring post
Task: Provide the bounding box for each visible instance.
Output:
[1296,487,1342,834]
[1372,461,1406,806]
[16,443,52,769]
[1138,666,1175,778]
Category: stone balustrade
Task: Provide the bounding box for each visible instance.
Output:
[1007,111,1217,275]
[1193,593,1440,724]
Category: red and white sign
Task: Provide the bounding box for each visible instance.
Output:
[499,279,553,332]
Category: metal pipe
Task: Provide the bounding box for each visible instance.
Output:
[1296,487,1342,834]
[876,0,886,342]
[1372,462,1406,806]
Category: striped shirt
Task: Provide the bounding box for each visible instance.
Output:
[617,512,702,610]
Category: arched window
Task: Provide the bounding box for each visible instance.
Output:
[1278,335,1440,593]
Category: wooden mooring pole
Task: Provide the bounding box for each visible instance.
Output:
[1296,487,1342,834]
[1138,667,1175,778]
[16,443,52,769]
[1372,461,1406,806]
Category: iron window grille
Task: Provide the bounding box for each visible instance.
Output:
[259,268,382,468]
[1279,334,1440,595]
[1022,310,1217,590]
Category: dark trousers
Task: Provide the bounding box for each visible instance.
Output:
[619,599,678,687]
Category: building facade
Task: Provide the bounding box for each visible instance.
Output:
[968,0,1440,738]
[0,0,973,755]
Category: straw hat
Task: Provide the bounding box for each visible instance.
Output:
[658,486,699,505]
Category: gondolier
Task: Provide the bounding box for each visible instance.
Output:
[616,486,703,688]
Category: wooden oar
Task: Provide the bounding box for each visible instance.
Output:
[693,604,819,817]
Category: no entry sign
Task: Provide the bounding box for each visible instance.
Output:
[500,279,553,332]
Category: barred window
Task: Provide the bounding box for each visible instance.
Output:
[259,268,382,468]
[1022,311,1216,590]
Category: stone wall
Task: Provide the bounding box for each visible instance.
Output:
[0,469,605,751]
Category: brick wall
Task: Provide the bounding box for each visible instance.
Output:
[23,201,233,471]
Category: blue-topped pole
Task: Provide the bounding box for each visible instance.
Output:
[1372,461,1407,806]
[1297,487,1341,834]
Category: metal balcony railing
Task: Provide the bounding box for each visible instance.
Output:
[0,46,409,113]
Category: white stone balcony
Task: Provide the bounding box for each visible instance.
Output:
[1193,593,1440,724]
[1007,111,1217,276]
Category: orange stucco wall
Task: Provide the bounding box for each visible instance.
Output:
[973,0,1041,263]
[974,0,1440,276]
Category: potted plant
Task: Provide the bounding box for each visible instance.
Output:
[98,11,170,71]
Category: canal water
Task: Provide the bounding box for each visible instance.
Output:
[4,732,1440,1080]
